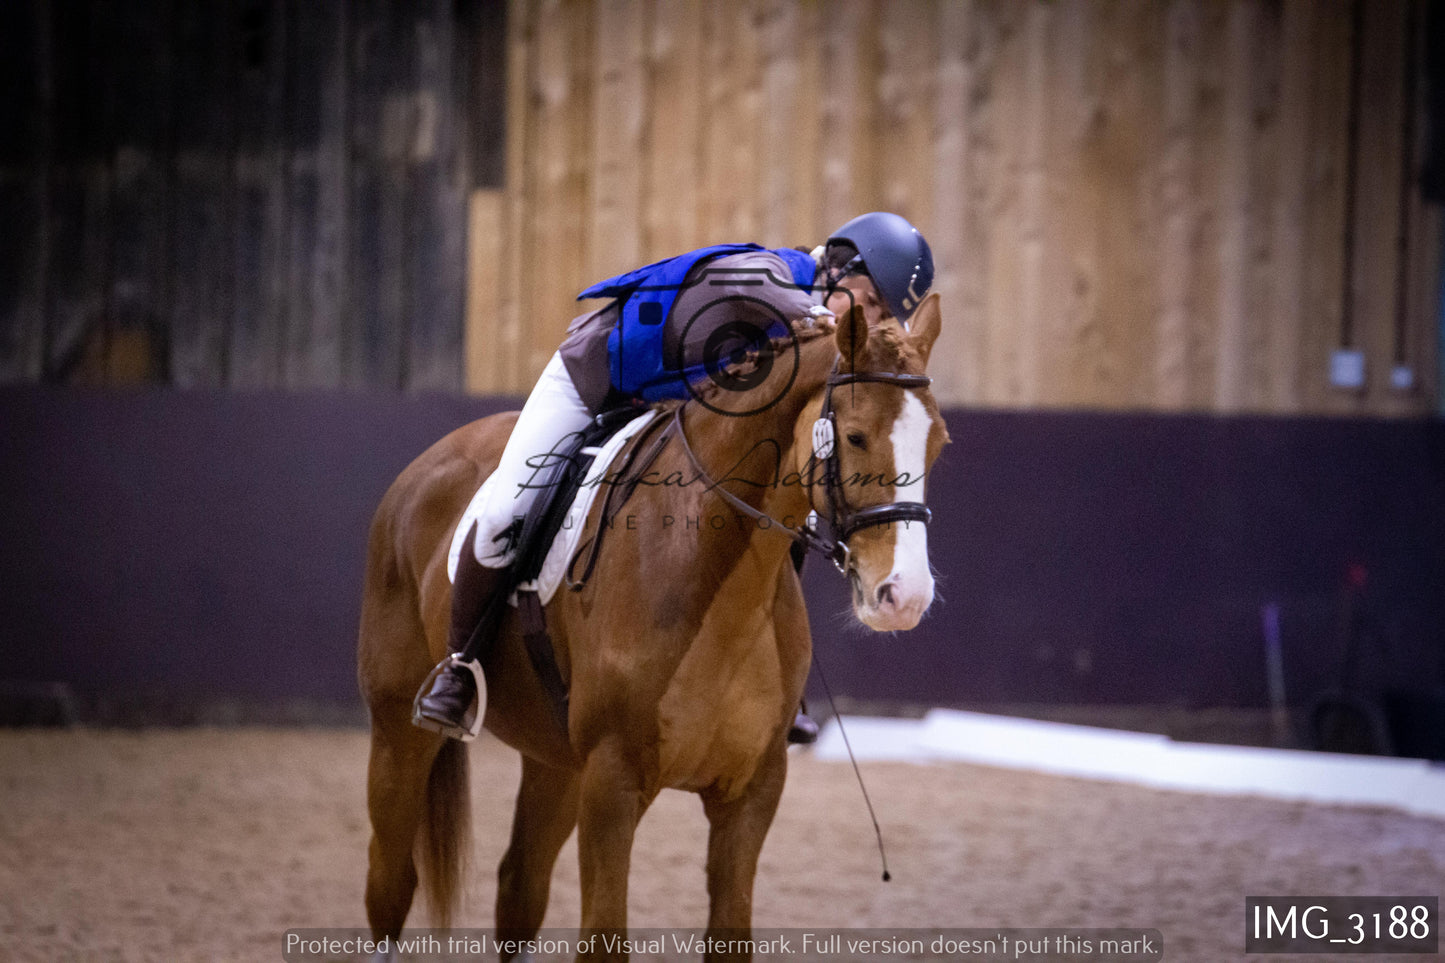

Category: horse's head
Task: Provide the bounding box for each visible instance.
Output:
[805,294,949,631]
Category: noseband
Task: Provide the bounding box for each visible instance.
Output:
[672,360,933,576]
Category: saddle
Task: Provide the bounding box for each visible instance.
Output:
[502,404,671,722]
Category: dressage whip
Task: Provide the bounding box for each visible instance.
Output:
[810,651,892,882]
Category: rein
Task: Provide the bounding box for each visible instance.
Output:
[672,359,933,576]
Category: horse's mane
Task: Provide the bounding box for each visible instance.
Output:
[683,324,834,407]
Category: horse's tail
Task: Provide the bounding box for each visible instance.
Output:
[418,737,471,927]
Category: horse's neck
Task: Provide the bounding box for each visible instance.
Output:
[677,339,833,524]
[620,343,829,629]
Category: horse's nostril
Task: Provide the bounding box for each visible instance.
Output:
[876,581,896,608]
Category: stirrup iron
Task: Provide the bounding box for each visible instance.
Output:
[411,654,487,742]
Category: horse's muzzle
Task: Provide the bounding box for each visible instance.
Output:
[854,570,934,631]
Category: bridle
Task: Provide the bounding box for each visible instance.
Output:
[672,359,933,576]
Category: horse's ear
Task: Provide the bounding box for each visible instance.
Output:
[908,292,942,369]
[835,304,868,371]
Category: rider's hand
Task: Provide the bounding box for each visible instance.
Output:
[803,305,837,331]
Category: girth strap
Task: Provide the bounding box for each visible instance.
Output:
[515,589,568,730]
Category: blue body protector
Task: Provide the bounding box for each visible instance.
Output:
[577,243,818,402]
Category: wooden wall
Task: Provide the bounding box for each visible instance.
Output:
[0,0,502,392]
[1,0,1437,415]
[468,0,1443,415]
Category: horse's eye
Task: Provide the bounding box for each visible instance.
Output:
[846,432,867,450]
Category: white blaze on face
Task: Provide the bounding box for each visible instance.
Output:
[875,390,934,627]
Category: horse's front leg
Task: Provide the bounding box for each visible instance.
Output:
[700,740,788,958]
[496,754,581,959]
[576,738,651,958]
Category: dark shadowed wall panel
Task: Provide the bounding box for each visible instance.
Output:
[1,388,1440,720]
[0,0,504,394]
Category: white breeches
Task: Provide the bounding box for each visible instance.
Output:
[452,352,594,572]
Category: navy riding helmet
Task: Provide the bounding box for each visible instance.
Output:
[827,212,934,321]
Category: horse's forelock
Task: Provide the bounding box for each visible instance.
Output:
[865,321,926,376]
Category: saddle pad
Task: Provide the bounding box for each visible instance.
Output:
[447,409,661,605]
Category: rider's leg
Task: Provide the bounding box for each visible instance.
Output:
[413,352,594,740]
[412,524,506,740]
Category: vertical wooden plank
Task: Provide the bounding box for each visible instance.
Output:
[452,0,499,391]
[1407,204,1441,408]
[525,0,593,379]
[1380,0,1427,416]
[589,0,645,278]
[1403,0,1440,410]
[1038,0,1090,408]
[979,0,1048,405]
[497,0,531,393]
[1117,0,1166,409]
[346,0,409,389]
[1268,0,1315,414]
[759,0,801,247]
[1045,0,1165,410]
[466,189,505,393]
[643,0,702,258]
[454,0,507,395]
[755,0,827,248]
[849,0,882,221]
[699,1,763,239]
[1157,0,1201,410]
[965,0,1007,405]
[281,0,348,389]
[42,0,117,383]
[463,0,508,191]
[877,0,936,232]
[930,0,977,405]
[789,0,823,245]
[404,0,467,392]
[0,0,47,382]
[1298,0,1354,414]
[103,0,175,385]
[1018,0,1051,405]
[169,0,238,387]
[819,0,864,231]
[1240,1,1283,412]
[1350,0,1408,413]
[1213,0,1255,412]
[1177,0,1227,409]
[230,0,290,388]
[818,0,881,229]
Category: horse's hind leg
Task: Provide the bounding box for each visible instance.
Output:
[495,755,580,951]
[700,741,788,941]
[364,699,445,940]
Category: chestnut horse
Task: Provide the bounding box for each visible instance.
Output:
[357,295,948,959]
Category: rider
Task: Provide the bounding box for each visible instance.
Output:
[413,212,935,742]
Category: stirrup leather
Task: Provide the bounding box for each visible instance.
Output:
[411,654,487,742]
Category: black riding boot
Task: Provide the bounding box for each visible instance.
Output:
[413,527,508,741]
[789,701,820,745]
